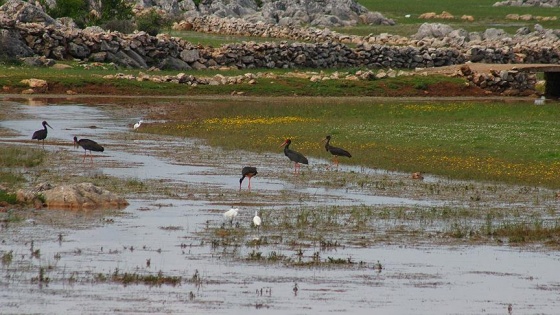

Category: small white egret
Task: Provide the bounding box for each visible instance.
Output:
[253,211,262,231]
[223,207,239,226]
[133,120,144,131]
[534,96,545,105]
[405,14,411,18]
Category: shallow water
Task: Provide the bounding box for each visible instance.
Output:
[1,100,560,314]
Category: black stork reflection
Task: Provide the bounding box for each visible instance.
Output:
[323,135,351,169]
[240,166,258,191]
[73,136,104,163]
[280,139,308,174]
[32,121,53,147]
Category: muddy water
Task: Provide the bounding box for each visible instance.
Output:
[1,100,560,314]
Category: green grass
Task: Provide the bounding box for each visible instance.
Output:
[144,98,560,188]
[169,30,298,47]
[0,146,45,167]
[0,64,467,96]
[352,0,560,35]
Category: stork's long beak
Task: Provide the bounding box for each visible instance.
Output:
[279,140,287,147]
[46,122,53,129]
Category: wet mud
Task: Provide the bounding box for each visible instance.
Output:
[1,98,560,314]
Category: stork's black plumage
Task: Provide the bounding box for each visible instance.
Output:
[280,139,308,174]
[240,166,258,191]
[323,135,351,168]
[32,121,53,147]
[73,136,104,162]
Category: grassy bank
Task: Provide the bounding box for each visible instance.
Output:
[0,145,45,203]
[0,65,471,97]
[142,97,560,188]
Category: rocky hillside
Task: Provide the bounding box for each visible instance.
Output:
[41,0,395,27]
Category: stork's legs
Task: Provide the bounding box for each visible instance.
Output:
[327,156,340,170]
[82,150,95,164]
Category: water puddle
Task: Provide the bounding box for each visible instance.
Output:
[1,100,559,314]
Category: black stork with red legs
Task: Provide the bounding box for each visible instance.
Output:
[32,121,53,148]
[323,135,351,169]
[73,136,105,163]
[240,166,258,191]
[280,139,309,174]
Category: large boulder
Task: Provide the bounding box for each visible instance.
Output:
[413,23,454,39]
[18,182,129,210]
[0,29,34,58]
[0,0,59,26]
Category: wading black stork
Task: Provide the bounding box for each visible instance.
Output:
[32,121,53,147]
[323,135,351,169]
[280,139,308,174]
[240,166,258,191]
[73,136,105,163]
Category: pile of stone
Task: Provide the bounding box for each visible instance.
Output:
[493,0,560,7]
[505,13,557,21]
[102,69,381,86]
[418,11,456,20]
[456,65,537,95]
[16,182,128,210]
[174,16,360,44]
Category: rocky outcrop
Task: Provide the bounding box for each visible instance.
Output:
[42,183,128,210]
[16,183,128,210]
[146,0,393,27]
[456,65,537,95]
[17,182,129,210]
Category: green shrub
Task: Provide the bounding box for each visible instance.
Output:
[43,0,88,28]
[0,190,17,204]
[136,9,169,36]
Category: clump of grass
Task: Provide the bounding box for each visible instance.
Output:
[247,250,264,260]
[110,268,181,287]
[492,220,560,244]
[0,190,17,204]
[0,146,45,167]
[0,209,23,223]
[1,251,13,265]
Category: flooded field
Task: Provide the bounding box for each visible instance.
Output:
[1,98,560,314]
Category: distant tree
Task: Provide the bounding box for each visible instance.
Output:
[136,9,171,36]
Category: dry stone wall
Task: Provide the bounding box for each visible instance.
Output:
[0,0,553,95]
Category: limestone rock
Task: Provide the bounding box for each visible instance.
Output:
[41,182,129,210]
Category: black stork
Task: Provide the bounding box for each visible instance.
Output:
[240,166,258,191]
[280,139,309,174]
[32,121,53,147]
[73,136,105,163]
[323,135,352,169]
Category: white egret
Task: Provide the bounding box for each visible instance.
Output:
[223,207,239,226]
[253,211,262,231]
[534,96,545,105]
[133,120,143,130]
